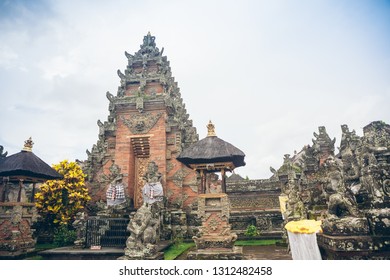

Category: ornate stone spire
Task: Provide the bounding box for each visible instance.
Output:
[22,137,34,152]
[136,32,160,57]
[207,121,216,137]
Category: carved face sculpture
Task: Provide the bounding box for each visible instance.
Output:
[135,121,145,132]
[341,124,349,133]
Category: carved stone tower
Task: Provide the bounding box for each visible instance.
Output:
[84,33,199,211]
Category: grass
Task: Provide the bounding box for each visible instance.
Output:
[234,239,279,246]
[35,243,58,250]
[28,240,284,260]
[21,243,58,260]
[163,239,282,260]
[164,242,195,260]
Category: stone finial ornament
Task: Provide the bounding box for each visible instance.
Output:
[207,121,216,137]
[22,137,34,152]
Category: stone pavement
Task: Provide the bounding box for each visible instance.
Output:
[242,245,292,260]
[37,243,292,260]
[177,245,292,260]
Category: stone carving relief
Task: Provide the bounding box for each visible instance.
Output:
[120,112,162,134]
[229,196,280,210]
[167,168,190,188]
[135,158,149,208]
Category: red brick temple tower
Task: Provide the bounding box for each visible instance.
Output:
[83,33,199,212]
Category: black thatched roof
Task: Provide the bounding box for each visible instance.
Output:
[177,135,246,168]
[227,173,245,182]
[0,150,62,182]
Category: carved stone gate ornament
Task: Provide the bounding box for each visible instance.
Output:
[120,112,162,134]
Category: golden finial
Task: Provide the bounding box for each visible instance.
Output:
[22,137,34,152]
[207,120,216,137]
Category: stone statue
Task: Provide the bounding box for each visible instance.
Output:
[120,161,164,259]
[72,212,87,248]
[0,145,7,157]
[321,156,369,235]
[120,201,162,259]
[106,175,126,206]
[142,161,163,205]
[285,178,306,221]
[125,204,152,252]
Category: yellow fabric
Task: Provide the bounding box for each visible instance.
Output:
[285,219,322,234]
[279,195,288,215]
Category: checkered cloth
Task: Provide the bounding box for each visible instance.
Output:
[106,183,125,200]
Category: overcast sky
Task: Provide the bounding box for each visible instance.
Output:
[0,0,389,179]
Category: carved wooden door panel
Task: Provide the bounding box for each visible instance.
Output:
[134,157,148,208]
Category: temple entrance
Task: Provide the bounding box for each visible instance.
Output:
[131,136,151,209]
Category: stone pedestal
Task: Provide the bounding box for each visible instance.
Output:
[318,208,390,260]
[0,203,38,258]
[118,251,164,260]
[188,193,243,260]
[187,246,243,260]
[317,233,390,260]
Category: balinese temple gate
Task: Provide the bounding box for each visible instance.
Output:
[83,32,199,214]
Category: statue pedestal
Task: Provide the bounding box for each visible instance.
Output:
[317,233,390,260]
[118,251,164,260]
[188,193,243,260]
[318,208,390,260]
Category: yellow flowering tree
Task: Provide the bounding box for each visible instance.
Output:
[35,160,91,228]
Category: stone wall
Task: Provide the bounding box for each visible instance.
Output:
[227,179,284,238]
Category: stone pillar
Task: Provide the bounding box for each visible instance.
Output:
[187,193,243,260]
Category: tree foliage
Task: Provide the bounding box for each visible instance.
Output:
[35,160,91,227]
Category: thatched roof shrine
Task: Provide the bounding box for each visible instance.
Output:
[0,138,62,183]
[177,121,245,172]
[177,121,245,193]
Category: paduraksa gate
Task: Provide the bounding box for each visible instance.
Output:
[83,33,200,238]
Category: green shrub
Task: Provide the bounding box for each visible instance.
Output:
[53,225,77,247]
[244,225,260,237]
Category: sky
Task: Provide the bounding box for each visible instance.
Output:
[0,0,389,179]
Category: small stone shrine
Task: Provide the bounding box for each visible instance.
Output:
[177,121,245,260]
